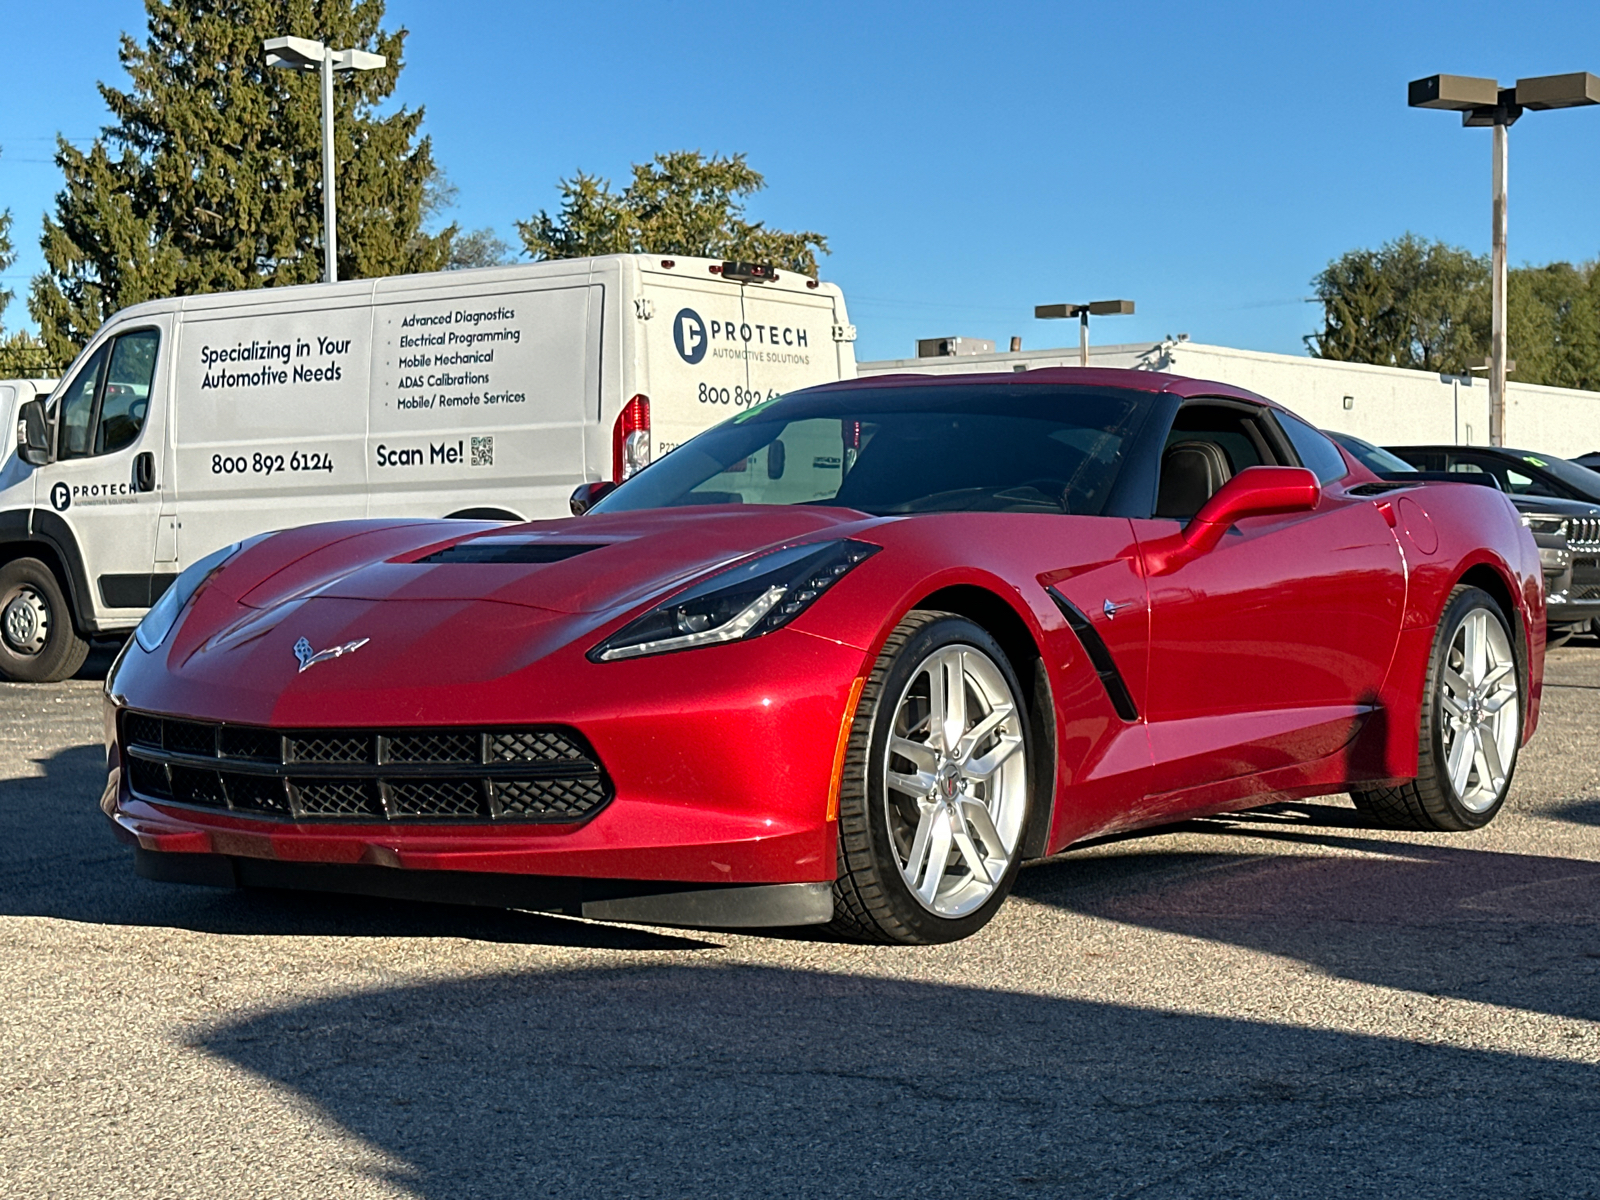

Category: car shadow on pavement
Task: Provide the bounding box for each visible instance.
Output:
[1014,801,1600,1024]
[190,960,1600,1200]
[1554,798,1600,826]
[0,742,714,950]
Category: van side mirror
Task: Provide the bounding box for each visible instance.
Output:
[17,399,51,467]
[1183,466,1320,555]
[569,480,616,516]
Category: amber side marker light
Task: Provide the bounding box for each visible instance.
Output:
[826,676,868,821]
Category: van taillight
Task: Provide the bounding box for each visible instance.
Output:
[613,394,651,482]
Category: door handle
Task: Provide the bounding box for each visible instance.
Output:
[133,452,155,493]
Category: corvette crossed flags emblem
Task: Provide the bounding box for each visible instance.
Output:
[293,636,370,673]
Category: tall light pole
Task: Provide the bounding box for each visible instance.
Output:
[1409,72,1599,446]
[263,36,388,284]
[1034,300,1135,365]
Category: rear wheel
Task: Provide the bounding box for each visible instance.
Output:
[1352,585,1520,831]
[831,611,1032,944]
[0,557,90,683]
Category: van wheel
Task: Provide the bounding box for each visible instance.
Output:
[0,558,90,682]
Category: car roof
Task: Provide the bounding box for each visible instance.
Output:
[812,366,1290,411]
[1390,444,1554,460]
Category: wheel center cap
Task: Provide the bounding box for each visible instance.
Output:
[3,598,37,647]
[936,765,961,801]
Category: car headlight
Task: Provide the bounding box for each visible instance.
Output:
[1527,515,1568,537]
[590,539,880,662]
[133,536,265,653]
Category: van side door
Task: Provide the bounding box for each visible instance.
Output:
[35,321,171,626]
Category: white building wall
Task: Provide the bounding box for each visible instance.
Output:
[858,341,1600,458]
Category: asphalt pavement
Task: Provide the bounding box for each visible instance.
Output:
[3,638,1599,1199]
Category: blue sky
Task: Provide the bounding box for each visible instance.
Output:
[3,1,1599,362]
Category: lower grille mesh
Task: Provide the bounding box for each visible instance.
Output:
[121,713,611,825]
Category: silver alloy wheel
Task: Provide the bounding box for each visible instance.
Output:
[2,586,49,655]
[882,643,1028,918]
[1440,606,1519,813]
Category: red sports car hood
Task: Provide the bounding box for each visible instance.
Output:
[282,506,885,614]
[144,506,887,723]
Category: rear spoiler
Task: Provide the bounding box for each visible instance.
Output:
[1376,470,1504,491]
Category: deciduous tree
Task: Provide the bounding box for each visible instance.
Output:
[1306,233,1490,375]
[518,151,828,275]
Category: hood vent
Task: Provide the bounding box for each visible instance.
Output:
[416,539,609,565]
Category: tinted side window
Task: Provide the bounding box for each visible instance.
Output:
[96,329,159,454]
[1276,411,1348,484]
[55,343,108,460]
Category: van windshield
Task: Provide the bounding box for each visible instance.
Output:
[592,384,1155,517]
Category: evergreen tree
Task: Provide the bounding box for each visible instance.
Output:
[30,0,453,363]
[518,151,828,275]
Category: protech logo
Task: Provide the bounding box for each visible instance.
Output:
[50,482,70,512]
[673,309,708,364]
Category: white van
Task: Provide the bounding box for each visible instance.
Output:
[3,255,856,680]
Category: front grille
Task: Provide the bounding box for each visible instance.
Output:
[391,778,486,818]
[165,720,217,757]
[120,712,612,825]
[288,733,370,765]
[388,731,478,764]
[1571,556,1600,587]
[294,778,382,818]
[1567,516,1600,551]
[495,776,609,819]
[1573,585,1600,601]
[490,730,588,763]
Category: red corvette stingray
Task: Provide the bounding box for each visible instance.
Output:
[102,369,1543,943]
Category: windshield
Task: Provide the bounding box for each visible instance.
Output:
[1516,452,1600,502]
[593,384,1156,517]
[1328,431,1416,474]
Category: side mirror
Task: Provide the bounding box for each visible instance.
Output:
[17,399,51,467]
[767,439,786,480]
[1182,466,1320,555]
[569,480,617,516]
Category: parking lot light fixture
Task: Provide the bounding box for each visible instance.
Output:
[1409,71,1599,446]
[263,36,388,284]
[1034,299,1135,366]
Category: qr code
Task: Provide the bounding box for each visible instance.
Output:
[470,436,494,467]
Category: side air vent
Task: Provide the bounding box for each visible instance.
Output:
[1046,588,1140,722]
[416,539,607,565]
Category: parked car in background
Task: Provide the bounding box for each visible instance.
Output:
[1376,442,1600,640]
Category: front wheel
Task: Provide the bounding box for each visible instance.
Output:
[1352,585,1521,831]
[0,558,90,683]
[830,611,1033,944]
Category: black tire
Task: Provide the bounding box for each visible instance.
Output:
[830,611,1033,945]
[0,557,90,683]
[1351,585,1521,832]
